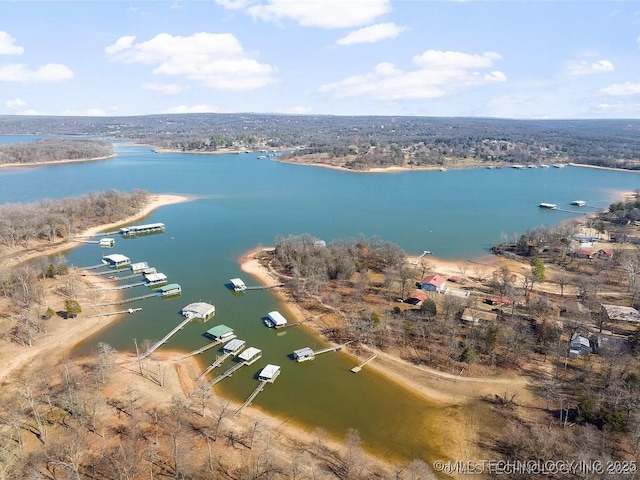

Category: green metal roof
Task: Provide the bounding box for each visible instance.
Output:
[206,324,234,338]
[156,283,181,292]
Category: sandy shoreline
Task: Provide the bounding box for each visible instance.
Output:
[1,193,192,269]
[239,246,527,406]
[0,153,117,169]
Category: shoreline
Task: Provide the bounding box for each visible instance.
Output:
[1,193,193,269]
[239,246,527,405]
[571,163,640,174]
[0,153,117,169]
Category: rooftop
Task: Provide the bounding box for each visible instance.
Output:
[206,324,234,338]
[182,302,215,317]
[421,274,446,287]
[103,254,130,263]
[259,364,280,379]
[238,347,262,361]
[602,304,640,323]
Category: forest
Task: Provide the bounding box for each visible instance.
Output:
[0,139,113,165]
[1,114,640,169]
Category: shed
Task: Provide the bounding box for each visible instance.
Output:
[258,364,281,383]
[181,302,216,320]
[205,324,235,341]
[601,304,640,324]
[238,347,262,365]
[461,308,498,325]
[265,311,287,328]
[420,274,447,292]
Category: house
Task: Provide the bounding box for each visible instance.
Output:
[570,334,591,356]
[571,248,593,259]
[595,247,613,259]
[405,290,428,305]
[487,297,513,306]
[420,274,447,292]
[601,304,640,324]
[461,308,498,325]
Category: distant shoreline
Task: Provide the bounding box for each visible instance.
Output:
[0,153,117,169]
[570,163,640,174]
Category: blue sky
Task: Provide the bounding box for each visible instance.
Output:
[1,0,639,118]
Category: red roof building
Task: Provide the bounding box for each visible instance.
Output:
[420,274,447,292]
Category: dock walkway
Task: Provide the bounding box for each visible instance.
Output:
[96,292,158,307]
[204,361,246,388]
[235,380,268,415]
[350,354,377,373]
[87,308,142,318]
[244,284,283,291]
[174,340,224,362]
[196,352,232,381]
[93,281,145,291]
[79,264,105,271]
[139,317,192,359]
[314,341,352,356]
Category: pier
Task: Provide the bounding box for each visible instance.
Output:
[79,263,106,271]
[292,342,352,362]
[234,381,268,416]
[95,292,158,307]
[93,281,146,291]
[204,361,247,388]
[244,284,284,291]
[139,317,192,359]
[87,308,142,318]
[174,340,225,362]
[350,354,377,373]
[196,353,233,380]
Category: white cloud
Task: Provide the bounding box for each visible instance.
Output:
[336,23,406,46]
[217,0,391,28]
[566,59,614,76]
[162,104,221,114]
[0,63,74,83]
[598,102,640,113]
[105,32,275,91]
[104,35,136,54]
[320,49,506,100]
[143,82,184,94]
[598,81,640,96]
[5,98,26,109]
[0,31,24,55]
[276,106,312,114]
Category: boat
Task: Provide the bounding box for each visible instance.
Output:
[552,164,565,168]
[539,203,557,209]
[230,278,247,292]
[570,200,586,207]
[540,164,549,168]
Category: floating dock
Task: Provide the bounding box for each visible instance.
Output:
[264,311,287,328]
[102,254,131,268]
[292,342,351,362]
[351,354,377,373]
[196,339,246,380]
[204,324,236,342]
[230,278,247,292]
[139,317,192,359]
[155,283,182,297]
[119,222,165,237]
[181,302,216,320]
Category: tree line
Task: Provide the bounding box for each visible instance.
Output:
[0,139,113,165]
[0,189,149,249]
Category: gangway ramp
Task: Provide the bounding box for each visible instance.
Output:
[174,340,224,362]
[196,353,232,381]
[206,361,246,388]
[235,381,267,416]
[139,317,192,359]
[351,354,377,373]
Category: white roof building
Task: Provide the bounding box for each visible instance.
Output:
[258,364,281,382]
[181,302,216,320]
[266,311,287,328]
[238,347,262,364]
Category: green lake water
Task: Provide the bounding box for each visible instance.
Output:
[1,137,638,463]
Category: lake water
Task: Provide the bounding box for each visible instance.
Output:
[1,138,638,463]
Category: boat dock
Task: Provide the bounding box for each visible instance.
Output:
[139,317,192,359]
[87,308,142,318]
[174,339,226,362]
[119,223,165,237]
[350,354,377,373]
[244,284,283,291]
[204,361,247,388]
[293,342,352,362]
[96,292,158,306]
[234,380,268,416]
[93,281,146,291]
[196,353,233,380]
[79,263,106,271]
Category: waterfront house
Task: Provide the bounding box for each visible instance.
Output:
[420,274,447,292]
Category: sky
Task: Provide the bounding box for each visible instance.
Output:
[1,0,640,119]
